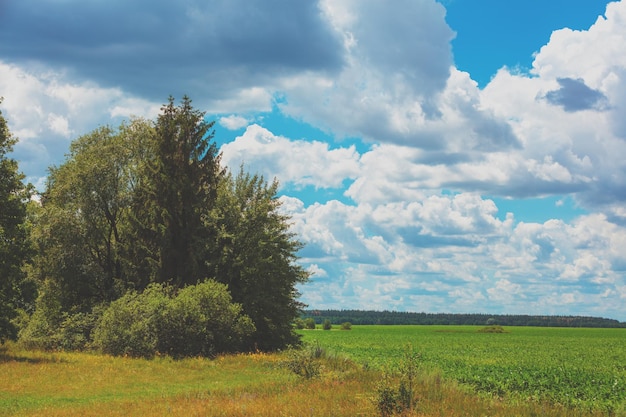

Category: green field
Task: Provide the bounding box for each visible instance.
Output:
[300,325,626,412]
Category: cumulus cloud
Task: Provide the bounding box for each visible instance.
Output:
[294,198,626,317]
[220,124,361,189]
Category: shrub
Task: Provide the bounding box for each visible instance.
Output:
[304,318,316,329]
[284,342,354,379]
[158,280,255,358]
[19,280,104,352]
[92,280,255,358]
[322,319,332,330]
[293,318,305,329]
[92,284,169,358]
[340,321,352,330]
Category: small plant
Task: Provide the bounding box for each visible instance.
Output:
[285,348,321,379]
[373,345,421,416]
[322,319,332,330]
[304,318,316,329]
[375,376,399,417]
[340,321,352,330]
[284,342,327,379]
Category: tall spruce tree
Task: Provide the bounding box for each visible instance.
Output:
[0,101,33,342]
[134,96,224,287]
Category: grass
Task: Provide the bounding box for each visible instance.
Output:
[1,326,625,416]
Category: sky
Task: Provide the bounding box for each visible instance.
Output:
[2,0,626,321]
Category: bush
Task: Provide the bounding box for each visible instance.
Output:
[322,319,332,330]
[17,280,85,351]
[304,318,316,329]
[92,284,169,358]
[158,280,255,357]
[340,321,352,330]
[93,280,255,358]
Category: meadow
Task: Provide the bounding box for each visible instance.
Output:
[1,325,625,416]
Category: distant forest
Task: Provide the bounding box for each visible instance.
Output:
[302,310,626,328]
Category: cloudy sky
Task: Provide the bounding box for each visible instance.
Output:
[2,0,626,321]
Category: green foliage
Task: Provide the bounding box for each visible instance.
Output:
[285,346,322,379]
[304,318,316,329]
[133,96,223,288]
[340,321,352,330]
[30,122,152,312]
[284,342,354,380]
[18,279,105,351]
[93,280,254,358]
[302,309,626,327]
[0,101,33,343]
[322,319,332,330]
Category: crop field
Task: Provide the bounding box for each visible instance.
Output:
[300,325,626,413]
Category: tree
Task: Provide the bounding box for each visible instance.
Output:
[30,121,152,311]
[211,168,310,350]
[0,100,33,342]
[133,96,224,287]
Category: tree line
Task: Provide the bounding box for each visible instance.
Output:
[0,96,309,356]
[302,310,626,328]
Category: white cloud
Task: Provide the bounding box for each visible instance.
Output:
[220,124,361,189]
[219,115,250,130]
[0,61,160,186]
[293,194,626,317]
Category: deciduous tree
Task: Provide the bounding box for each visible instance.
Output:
[0,101,33,342]
[211,168,309,350]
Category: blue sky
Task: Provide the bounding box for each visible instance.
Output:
[2,0,626,320]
